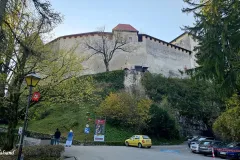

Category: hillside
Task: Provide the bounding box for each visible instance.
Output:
[27,70,135,142]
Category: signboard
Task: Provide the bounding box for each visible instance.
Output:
[94,119,106,142]
[84,127,90,134]
[32,92,40,102]
[94,135,104,142]
[18,127,23,135]
[86,124,89,128]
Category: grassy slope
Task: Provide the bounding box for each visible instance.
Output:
[26,70,183,144]
[28,70,134,142]
[28,103,134,142]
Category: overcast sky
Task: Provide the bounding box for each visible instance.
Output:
[48,0,195,42]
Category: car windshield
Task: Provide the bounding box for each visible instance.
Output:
[227,143,236,148]
[142,135,150,139]
[202,141,211,145]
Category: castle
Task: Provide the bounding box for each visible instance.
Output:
[50,24,198,77]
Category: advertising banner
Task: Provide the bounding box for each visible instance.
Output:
[94,119,106,142]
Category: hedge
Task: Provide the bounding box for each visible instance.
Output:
[0,145,64,160]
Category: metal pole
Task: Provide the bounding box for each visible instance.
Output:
[17,86,32,160]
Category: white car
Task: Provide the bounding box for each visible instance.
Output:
[190,138,207,153]
[190,143,200,153]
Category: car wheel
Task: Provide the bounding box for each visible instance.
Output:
[138,143,142,148]
[147,146,151,149]
[125,142,129,147]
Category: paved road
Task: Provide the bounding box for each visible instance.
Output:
[64,144,214,160]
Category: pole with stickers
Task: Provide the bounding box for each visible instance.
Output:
[84,112,91,145]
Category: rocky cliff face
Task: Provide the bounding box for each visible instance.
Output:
[123,69,146,97]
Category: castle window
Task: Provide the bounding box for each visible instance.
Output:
[129,37,132,42]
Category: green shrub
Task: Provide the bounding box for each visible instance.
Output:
[146,104,179,139]
[0,145,64,160]
[22,145,64,157]
[0,132,19,149]
[92,70,125,95]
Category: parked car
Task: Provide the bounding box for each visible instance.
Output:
[198,140,224,156]
[190,137,215,153]
[189,137,214,147]
[218,142,240,159]
[188,136,200,148]
[125,135,152,148]
[191,142,200,153]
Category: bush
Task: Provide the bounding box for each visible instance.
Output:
[146,104,179,139]
[96,92,152,131]
[0,132,19,149]
[213,106,240,141]
[0,145,64,160]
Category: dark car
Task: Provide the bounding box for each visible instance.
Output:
[198,140,225,156]
[218,142,240,159]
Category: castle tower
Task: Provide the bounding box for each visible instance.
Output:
[112,24,139,43]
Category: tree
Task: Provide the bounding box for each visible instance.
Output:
[147,104,179,139]
[0,0,8,27]
[182,0,240,97]
[0,0,83,150]
[142,72,224,135]
[84,27,135,72]
[96,92,152,131]
[213,94,240,141]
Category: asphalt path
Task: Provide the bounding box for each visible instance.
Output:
[64,144,214,160]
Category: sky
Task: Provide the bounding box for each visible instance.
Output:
[48,0,195,42]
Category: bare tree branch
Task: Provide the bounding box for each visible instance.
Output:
[84,27,133,71]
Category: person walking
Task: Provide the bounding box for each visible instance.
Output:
[65,130,74,147]
[54,128,61,145]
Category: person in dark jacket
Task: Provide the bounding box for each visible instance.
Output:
[54,128,61,145]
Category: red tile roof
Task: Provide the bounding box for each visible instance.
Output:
[112,24,138,32]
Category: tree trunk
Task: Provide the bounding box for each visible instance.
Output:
[105,61,109,72]
[0,0,8,27]
[3,119,17,151]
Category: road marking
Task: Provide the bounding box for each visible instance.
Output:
[160,149,180,154]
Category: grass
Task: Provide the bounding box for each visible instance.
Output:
[27,102,134,142]
[26,102,183,144]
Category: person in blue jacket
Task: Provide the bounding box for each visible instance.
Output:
[65,129,74,147]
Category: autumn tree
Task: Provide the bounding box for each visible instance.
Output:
[84,27,135,72]
[0,0,84,151]
[96,91,152,131]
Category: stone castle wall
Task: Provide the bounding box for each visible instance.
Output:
[51,31,194,78]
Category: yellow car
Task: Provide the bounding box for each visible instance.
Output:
[125,135,152,148]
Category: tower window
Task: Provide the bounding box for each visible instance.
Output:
[129,37,132,42]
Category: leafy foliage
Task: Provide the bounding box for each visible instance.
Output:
[213,94,240,141]
[96,92,152,131]
[0,0,83,150]
[92,70,125,96]
[0,145,64,160]
[142,72,224,130]
[182,0,240,97]
[146,104,179,139]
